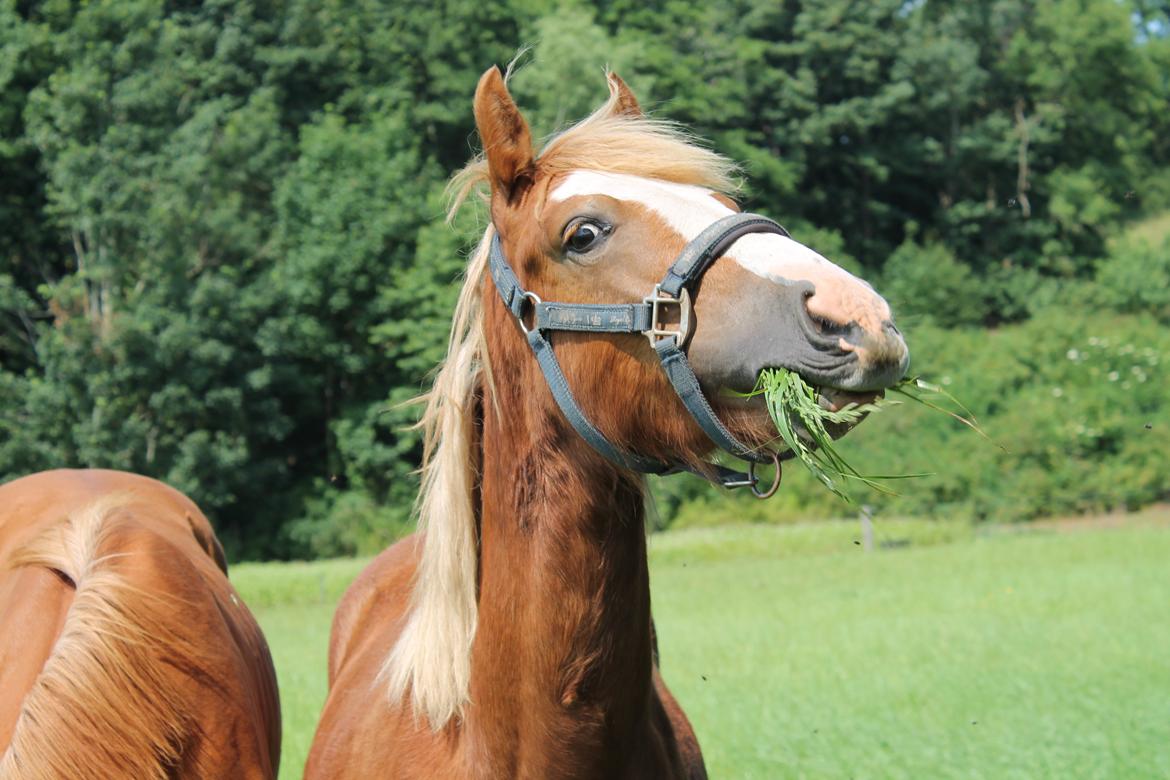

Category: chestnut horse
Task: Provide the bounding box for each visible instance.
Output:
[0,469,281,779]
[306,68,908,779]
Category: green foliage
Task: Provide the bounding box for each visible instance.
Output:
[2,0,1168,556]
[881,239,988,327]
[284,485,411,559]
[836,310,1170,522]
[656,306,1170,528]
[509,4,647,137]
[1094,234,1170,322]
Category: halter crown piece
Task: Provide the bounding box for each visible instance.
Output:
[489,212,793,498]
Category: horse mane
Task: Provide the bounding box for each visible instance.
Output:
[0,496,200,780]
[380,74,740,729]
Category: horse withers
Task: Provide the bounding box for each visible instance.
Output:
[306,67,908,779]
[0,469,281,779]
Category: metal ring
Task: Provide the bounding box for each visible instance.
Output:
[516,290,542,335]
[749,450,783,499]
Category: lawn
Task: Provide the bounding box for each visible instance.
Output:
[232,516,1170,779]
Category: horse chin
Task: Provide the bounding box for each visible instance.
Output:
[819,387,882,412]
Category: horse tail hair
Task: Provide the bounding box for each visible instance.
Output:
[0,496,198,780]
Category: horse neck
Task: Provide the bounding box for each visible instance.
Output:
[467,315,656,776]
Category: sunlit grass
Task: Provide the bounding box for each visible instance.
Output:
[652,520,1170,778]
[235,518,1170,779]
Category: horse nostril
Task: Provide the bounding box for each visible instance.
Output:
[802,292,855,339]
[809,312,853,338]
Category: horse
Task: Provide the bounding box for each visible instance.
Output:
[305,67,909,779]
[0,469,281,779]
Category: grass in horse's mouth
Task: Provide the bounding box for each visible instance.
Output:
[752,368,987,502]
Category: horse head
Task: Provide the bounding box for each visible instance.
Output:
[474,66,909,472]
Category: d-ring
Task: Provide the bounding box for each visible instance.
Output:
[749,450,783,499]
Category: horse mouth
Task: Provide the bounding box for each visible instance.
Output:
[811,386,882,440]
[720,377,883,445]
[819,387,882,413]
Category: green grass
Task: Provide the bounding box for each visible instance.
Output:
[754,367,891,500]
[232,557,369,776]
[753,368,983,503]
[235,519,1170,779]
[651,520,1170,779]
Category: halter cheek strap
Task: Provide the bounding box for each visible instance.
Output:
[488,212,792,495]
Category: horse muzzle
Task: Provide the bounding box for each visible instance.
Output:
[688,275,910,394]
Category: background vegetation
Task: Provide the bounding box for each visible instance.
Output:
[2,0,1169,559]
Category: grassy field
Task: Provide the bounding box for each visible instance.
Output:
[232,515,1170,779]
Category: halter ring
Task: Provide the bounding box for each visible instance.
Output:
[516,290,542,335]
[749,450,783,499]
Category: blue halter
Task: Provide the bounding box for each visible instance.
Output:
[488,212,793,497]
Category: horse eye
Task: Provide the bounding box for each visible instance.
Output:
[565,221,605,253]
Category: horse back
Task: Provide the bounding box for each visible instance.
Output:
[0,469,280,779]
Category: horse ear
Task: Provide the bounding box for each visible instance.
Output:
[474,66,535,201]
[606,72,642,118]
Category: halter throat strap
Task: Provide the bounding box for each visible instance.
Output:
[487,212,792,493]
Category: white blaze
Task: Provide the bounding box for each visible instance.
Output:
[549,170,852,287]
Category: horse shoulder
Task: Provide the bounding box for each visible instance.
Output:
[308,534,435,779]
[328,533,420,683]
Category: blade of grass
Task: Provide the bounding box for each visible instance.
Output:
[889,377,1004,450]
[752,368,986,503]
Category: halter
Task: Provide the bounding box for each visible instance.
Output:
[489,212,794,497]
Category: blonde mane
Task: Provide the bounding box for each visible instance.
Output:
[380,75,741,728]
[0,497,198,780]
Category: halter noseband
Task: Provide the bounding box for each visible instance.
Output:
[488,212,793,496]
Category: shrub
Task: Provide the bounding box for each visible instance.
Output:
[1094,235,1170,322]
[662,310,1170,525]
[881,240,989,327]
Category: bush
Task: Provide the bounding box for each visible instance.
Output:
[662,309,1170,526]
[285,485,414,559]
[881,240,989,327]
[1094,235,1170,322]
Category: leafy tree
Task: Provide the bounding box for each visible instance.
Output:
[2,0,1169,556]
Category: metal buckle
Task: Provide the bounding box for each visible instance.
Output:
[643,285,693,346]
